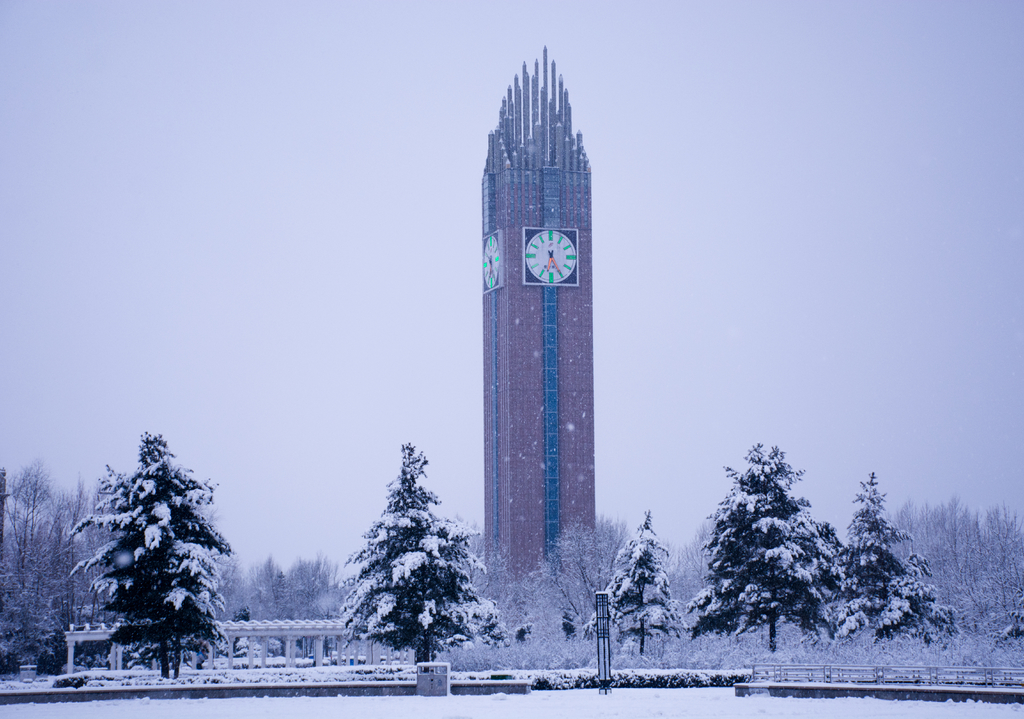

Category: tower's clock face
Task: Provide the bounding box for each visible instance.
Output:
[483,232,502,293]
[523,228,579,286]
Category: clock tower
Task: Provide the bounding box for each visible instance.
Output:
[482,49,595,574]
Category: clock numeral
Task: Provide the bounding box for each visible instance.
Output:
[525,253,535,258]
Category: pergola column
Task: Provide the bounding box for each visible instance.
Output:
[260,639,267,668]
[247,637,255,669]
[67,638,75,674]
[314,636,323,667]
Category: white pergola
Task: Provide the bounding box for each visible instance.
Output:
[64,624,124,674]
[221,619,375,669]
[65,620,413,673]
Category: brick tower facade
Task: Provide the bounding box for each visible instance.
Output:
[482,49,595,574]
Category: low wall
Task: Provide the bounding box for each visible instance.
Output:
[736,682,1024,705]
[0,682,415,705]
[452,680,530,695]
[0,680,531,705]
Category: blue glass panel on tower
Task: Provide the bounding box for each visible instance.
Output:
[490,295,499,548]
[543,284,559,558]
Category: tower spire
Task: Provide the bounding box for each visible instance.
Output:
[485,51,586,171]
[542,47,549,165]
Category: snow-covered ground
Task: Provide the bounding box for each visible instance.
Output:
[3,688,1022,718]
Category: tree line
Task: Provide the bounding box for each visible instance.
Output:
[0,463,110,673]
[2,438,1023,674]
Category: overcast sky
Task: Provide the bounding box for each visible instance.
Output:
[1,1,1022,570]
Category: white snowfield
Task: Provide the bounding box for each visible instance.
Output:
[3,688,1022,718]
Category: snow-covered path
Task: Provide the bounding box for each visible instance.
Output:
[3,688,1022,718]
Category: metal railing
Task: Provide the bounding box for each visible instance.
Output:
[750,664,1024,687]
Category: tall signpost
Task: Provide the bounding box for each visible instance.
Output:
[595,591,612,694]
[0,468,7,565]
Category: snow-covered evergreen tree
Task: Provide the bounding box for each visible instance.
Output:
[606,511,681,655]
[688,445,841,651]
[833,472,955,642]
[341,444,501,662]
[73,433,230,678]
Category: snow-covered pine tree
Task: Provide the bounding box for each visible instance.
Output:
[833,472,955,641]
[341,444,501,662]
[605,511,681,655]
[72,433,230,678]
[688,445,841,651]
